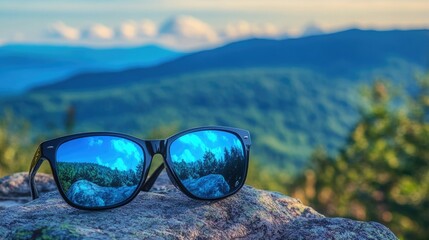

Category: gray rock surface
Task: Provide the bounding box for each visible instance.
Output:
[0,172,398,239]
[0,172,56,209]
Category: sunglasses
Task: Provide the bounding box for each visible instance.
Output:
[29,126,251,210]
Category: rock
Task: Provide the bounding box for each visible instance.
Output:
[182,174,230,198]
[0,172,55,209]
[0,172,398,240]
[66,180,137,207]
[282,217,397,239]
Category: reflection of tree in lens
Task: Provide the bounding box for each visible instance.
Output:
[170,130,247,198]
[172,143,245,197]
[58,160,144,193]
[220,146,245,188]
[57,160,145,207]
[56,136,146,206]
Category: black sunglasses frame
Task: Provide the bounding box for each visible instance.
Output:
[29,126,251,210]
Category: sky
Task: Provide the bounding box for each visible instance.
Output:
[1,0,428,50]
[170,130,244,164]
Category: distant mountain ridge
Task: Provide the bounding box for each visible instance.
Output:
[0,44,182,95]
[34,29,429,92]
[1,28,428,173]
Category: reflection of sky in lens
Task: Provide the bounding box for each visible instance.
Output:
[170,130,243,163]
[57,136,144,171]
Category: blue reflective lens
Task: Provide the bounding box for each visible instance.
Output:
[56,136,145,207]
[169,130,246,199]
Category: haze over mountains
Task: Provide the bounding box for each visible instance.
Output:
[1,28,428,172]
[34,29,429,92]
[0,45,182,95]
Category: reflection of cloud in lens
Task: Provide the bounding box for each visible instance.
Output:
[172,149,196,163]
[89,138,104,146]
[205,131,217,142]
[182,149,196,162]
[96,155,129,171]
[96,156,108,167]
[179,134,205,149]
[112,157,127,171]
[172,131,244,163]
[212,147,223,160]
[234,139,243,149]
[111,139,142,160]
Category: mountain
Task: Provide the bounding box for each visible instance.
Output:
[1,29,428,173]
[0,44,183,95]
[34,29,429,92]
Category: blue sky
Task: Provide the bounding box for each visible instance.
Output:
[57,136,144,172]
[1,0,428,50]
[170,130,243,163]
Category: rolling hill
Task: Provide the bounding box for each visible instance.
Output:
[1,29,428,173]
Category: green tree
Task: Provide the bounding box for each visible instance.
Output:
[64,105,76,134]
[0,111,34,177]
[291,75,429,239]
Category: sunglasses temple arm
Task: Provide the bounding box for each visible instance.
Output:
[28,145,45,200]
[141,163,165,192]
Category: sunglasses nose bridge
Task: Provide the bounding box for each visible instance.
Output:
[145,140,166,155]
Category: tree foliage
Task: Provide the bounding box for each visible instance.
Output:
[0,111,34,176]
[172,146,246,189]
[291,74,429,239]
[1,68,364,172]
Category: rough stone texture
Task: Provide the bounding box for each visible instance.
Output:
[0,172,397,240]
[0,172,56,209]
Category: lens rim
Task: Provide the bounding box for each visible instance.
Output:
[42,132,151,210]
[164,126,251,201]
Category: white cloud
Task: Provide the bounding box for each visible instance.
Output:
[6,0,429,49]
[301,23,324,37]
[159,15,219,42]
[223,21,281,39]
[262,23,282,36]
[48,22,80,40]
[118,21,138,39]
[117,19,158,39]
[43,16,287,50]
[140,19,158,37]
[84,23,114,40]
